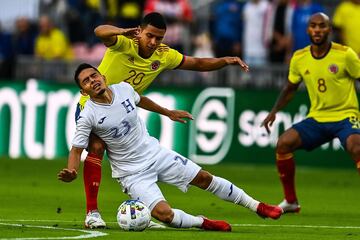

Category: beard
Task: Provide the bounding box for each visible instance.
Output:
[309,34,329,46]
[97,88,106,96]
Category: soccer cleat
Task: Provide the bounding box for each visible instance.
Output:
[148,221,166,229]
[256,202,283,219]
[84,210,106,229]
[278,199,301,213]
[201,217,232,232]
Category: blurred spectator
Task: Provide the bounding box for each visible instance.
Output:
[243,0,270,66]
[0,0,39,33]
[291,0,323,52]
[265,0,294,63]
[193,33,214,58]
[0,24,14,79]
[13,17,37,56]
[332,0,360,56]
[117,0,145,28]
[144,0,193,53]
[64,0,87,43]
[210,0,244,58]
[81,0,107,46]
[35,15,73,60]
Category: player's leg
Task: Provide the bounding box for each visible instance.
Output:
[278,118,331,213]
[157,149,282,219]
[151,200,231,231]
[118,168,230,231]
[190,170,282,219]
[336,117,360,174]
[74,103,107,228]
[347,134,360,173]
[275,128,302,212]
[83,133,106,228]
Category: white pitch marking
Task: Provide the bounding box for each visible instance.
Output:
[0,219,165,229]
[0,222,107,240]
[1,219,360,232]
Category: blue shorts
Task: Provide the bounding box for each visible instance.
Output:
[292,117,360,151]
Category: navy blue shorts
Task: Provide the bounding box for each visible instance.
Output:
[292,117,360,151]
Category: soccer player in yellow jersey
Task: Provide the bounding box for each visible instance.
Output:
[77,12,250,228]
[262,13,360,214]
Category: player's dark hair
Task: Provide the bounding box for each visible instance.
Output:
[141,12,167,30]
[74,63,99,88]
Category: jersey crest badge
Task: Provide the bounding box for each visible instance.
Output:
[305,69,310,75]
[328,64,338,74]
[150,60,160,71]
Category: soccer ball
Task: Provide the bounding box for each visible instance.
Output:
[117,200,151,231]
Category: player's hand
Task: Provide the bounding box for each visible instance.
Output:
[168,110,194,123]
[58,168,77,182]
[261,111,277,134]
[224,57,249,72]
[121,27,140,38]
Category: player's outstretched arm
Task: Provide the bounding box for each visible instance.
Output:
[94,25,140,47]
[137,96,193,123]
[58,147,83,182]
[261,81,299,134]
[178,56,249,72]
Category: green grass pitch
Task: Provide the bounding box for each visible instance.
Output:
[0,158,359,240]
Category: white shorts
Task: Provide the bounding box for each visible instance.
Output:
[117,147,201,211]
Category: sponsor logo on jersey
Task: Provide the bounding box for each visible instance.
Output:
[150,60,160,71]
[328,64,339,74]
[98,116,106,124]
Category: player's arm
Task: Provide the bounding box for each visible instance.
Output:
[94,25,140,47]
[58,146,84,182]
[137,95,193,123]
[261,81,300,134]
[178,56,249,72]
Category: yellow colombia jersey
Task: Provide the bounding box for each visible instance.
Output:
[288,42,360,122]
[79,35,184,108]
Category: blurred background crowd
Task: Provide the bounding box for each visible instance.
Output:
[0,0,359,87]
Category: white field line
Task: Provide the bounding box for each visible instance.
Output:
[0,222,107,240]
[1,219,360,231]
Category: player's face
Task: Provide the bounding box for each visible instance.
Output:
[78,68,106,97]
[138,24,165,58]
[307,16,331,46]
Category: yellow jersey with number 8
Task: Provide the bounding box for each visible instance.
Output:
[288,42,360,122]
[78,35,184,108]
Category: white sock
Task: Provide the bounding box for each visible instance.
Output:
[206,176,260,212]
[169,209,203,228]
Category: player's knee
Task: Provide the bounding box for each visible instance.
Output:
[348,142,360,159]
[191,170,213,189]
[346,135,360,158]
[151,205,174,223]
[88,141,106,157]
[276,136,293,154]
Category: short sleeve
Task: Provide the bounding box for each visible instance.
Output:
[108,35,127,51]
[288,55,302,84]
[345,47,360,79]
[72,114,92,149]
[166,48,184,69]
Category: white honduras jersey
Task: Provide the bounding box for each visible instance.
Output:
[72,82,160,178]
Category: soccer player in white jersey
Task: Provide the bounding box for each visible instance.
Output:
[58,64,282,231]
